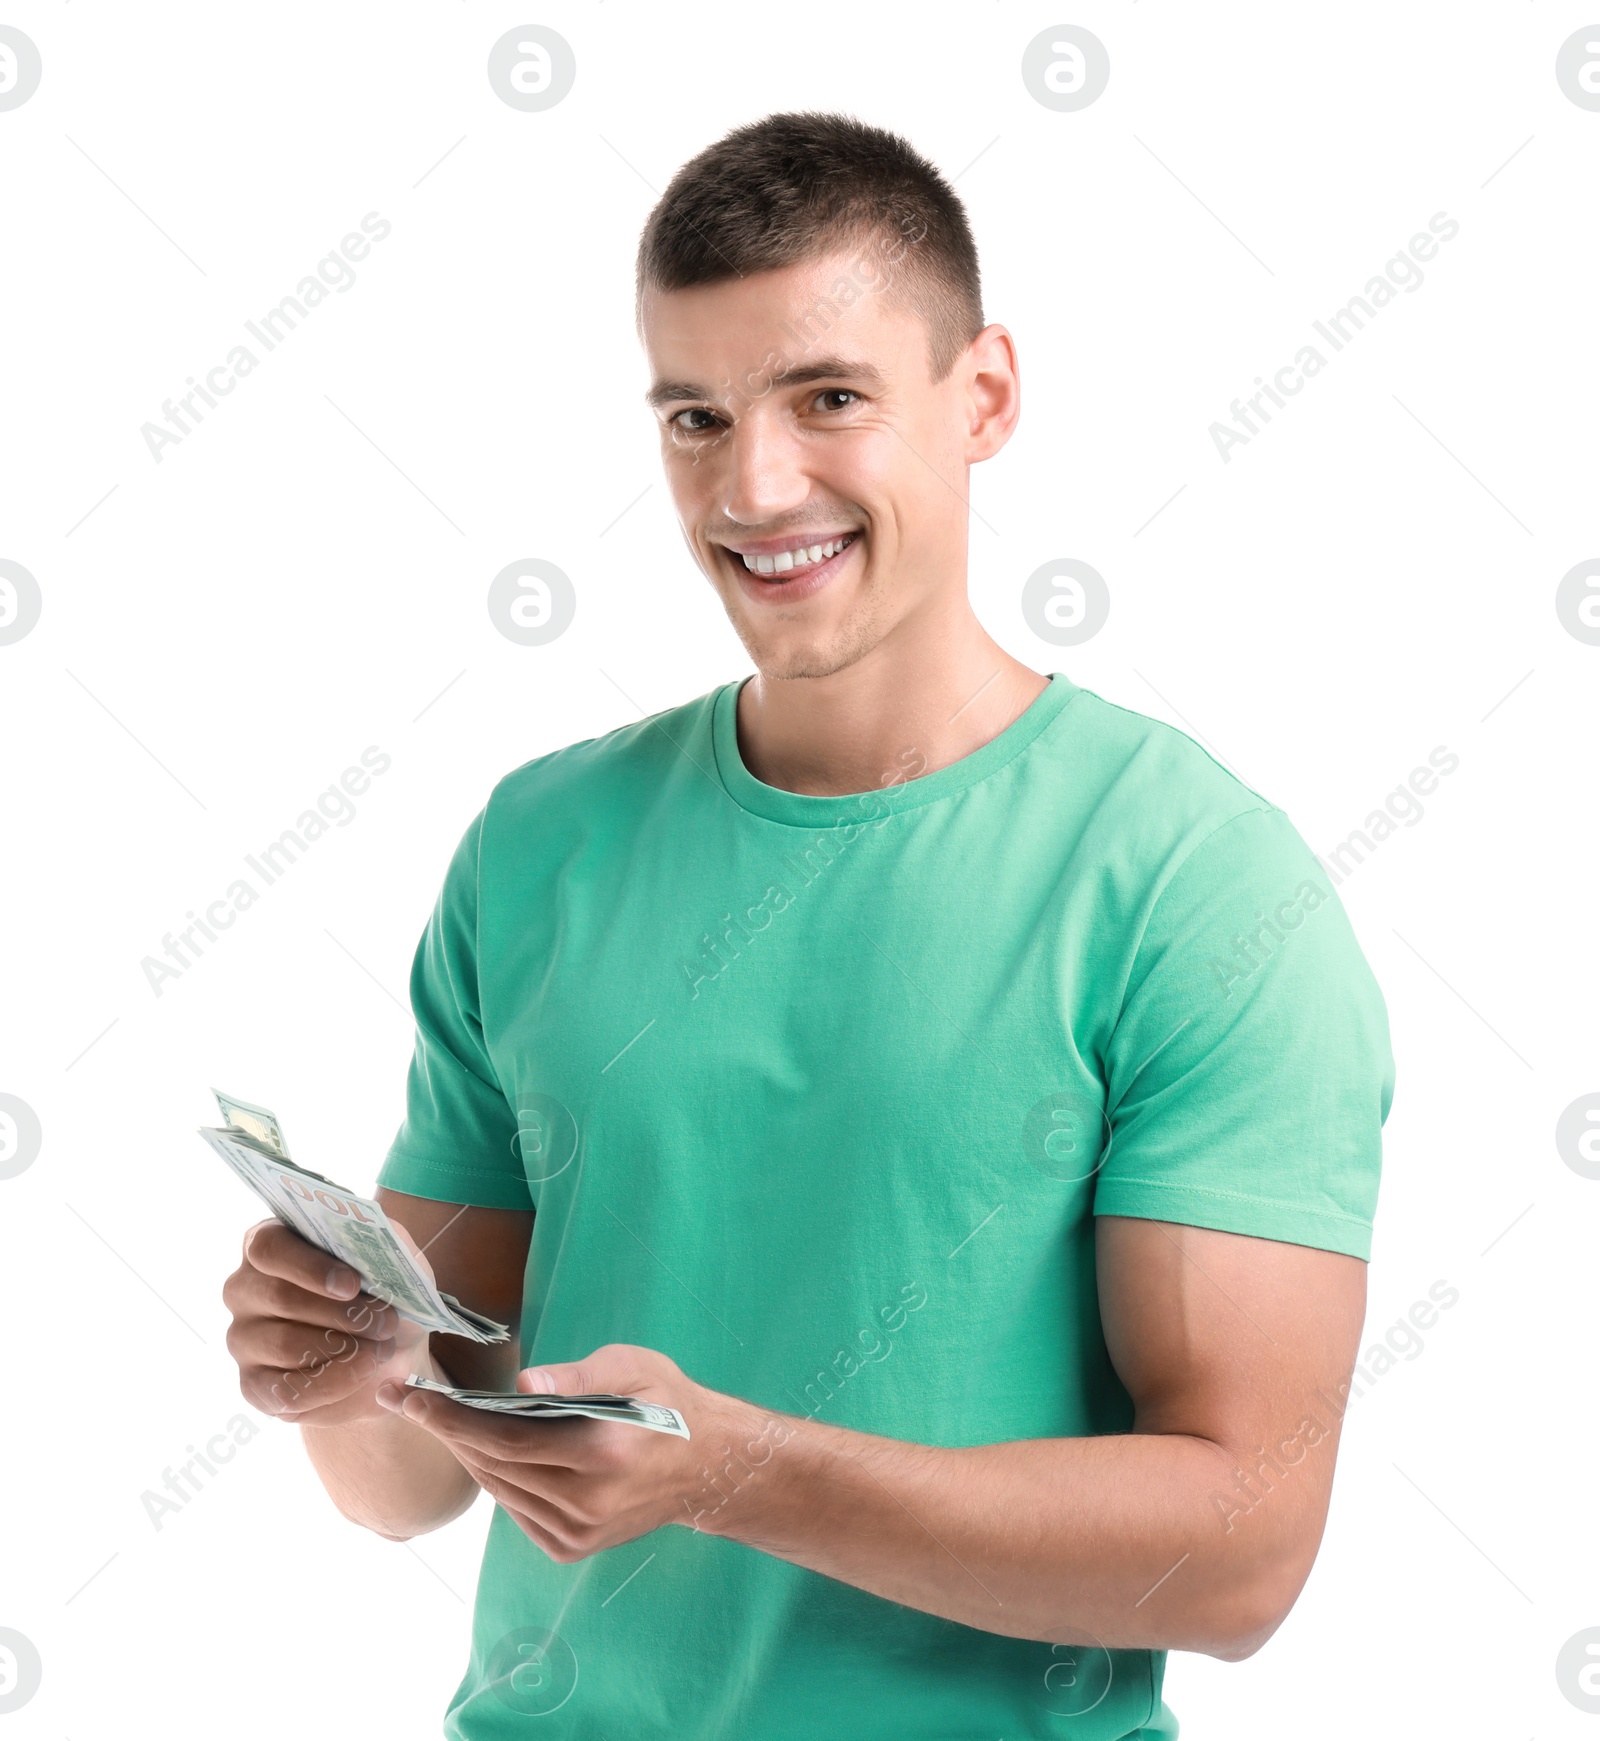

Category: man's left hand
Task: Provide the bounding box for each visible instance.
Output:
[376,1344,740,1561]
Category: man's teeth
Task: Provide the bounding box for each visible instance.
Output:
[739,535,855,575]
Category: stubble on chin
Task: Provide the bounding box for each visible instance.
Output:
[724,586,889,684]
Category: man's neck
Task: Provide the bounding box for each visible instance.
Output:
[735,604,1049,797]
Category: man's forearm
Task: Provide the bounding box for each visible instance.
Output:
[690,1403,1316,1659]
[299,1343,479,1540]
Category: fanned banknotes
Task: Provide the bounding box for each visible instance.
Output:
[199,1089,510,1344]
[404,1374,690,1440]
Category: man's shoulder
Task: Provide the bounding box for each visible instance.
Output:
[1040,680,1337,913]
[1049,684,1345,975]
[1053,680,1279,831]
[481,682,728,826]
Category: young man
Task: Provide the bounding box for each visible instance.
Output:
[222,113,1393,1737]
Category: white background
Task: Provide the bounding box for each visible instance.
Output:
[2,3,1596,1735]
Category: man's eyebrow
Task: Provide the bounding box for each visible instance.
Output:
[645,379,708,410]
[645,357,886,410]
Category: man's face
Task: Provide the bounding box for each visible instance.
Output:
[641,249,979,681]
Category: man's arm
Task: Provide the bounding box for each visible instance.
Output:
[391,1215,1365,1660]
[697,1215,1366,1658]
[222,1187,533,1541]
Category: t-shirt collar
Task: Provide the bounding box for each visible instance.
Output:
[710,671,1079,827]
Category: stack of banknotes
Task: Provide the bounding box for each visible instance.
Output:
[404,1374,689,1439]
[200,1087,509,1342]
[200,1089,690,1438]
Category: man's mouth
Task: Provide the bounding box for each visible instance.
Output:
[715,529,863,604]
[729,531,861,577]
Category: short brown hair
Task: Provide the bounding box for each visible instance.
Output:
[636,112,984,380]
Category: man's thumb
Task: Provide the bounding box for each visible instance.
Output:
[516,1357,591,1396]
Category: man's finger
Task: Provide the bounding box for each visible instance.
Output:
[395,1388,596,1467]
[516,1358,597,1396]
[253,1275,399,1340]
[249,1354,378,1417]
[455,1452,580,1551]
[452,1443,582,1507]
[498,1495,571,1560]
[243,1219,362,1300]
[240,1319,394,1373]
[514,1347,645,1397]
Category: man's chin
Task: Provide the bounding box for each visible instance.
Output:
[723,594,888,684]
[756,650,858,681]
[734,623,877,683]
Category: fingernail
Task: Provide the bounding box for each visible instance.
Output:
[374,1382,401,1411]
[521,1367,555,1393]
[327,1267,357,1298]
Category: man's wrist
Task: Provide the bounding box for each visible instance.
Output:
[677,1389,804,1539]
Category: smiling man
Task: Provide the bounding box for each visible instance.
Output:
[221,114,1394,1738]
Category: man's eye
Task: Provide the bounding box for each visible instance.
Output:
[669,408,721,434]
[813,389,859,412]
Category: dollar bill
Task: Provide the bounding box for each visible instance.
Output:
[202,1091,510,1345]
[211,1088,289,1158]
[404,1374,690,1439]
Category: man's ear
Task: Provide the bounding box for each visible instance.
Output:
[962,324,1022,463]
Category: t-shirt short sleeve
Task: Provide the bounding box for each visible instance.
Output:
[377,809,531,1211]
[1093,805,1394,1260]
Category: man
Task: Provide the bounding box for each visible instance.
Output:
[222,113,1393,1738]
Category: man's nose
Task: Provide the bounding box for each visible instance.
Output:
[720,414,812,527]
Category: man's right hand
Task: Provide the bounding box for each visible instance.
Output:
[221,1190,530,1536]
[222,1219,433,1426]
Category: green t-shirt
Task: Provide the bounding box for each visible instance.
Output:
[379,672,1393,1739]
